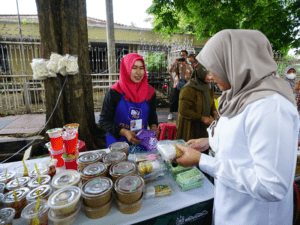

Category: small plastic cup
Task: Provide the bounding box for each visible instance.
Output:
[28,166,50,178]
[6,177,31,191]
[62,131,77,154]
[0,183,5,193]
[0,171,16,184]
[21,199,49,225]
[48,147,65,167]
[63,156,78,170]
[3,187,30,219]
[27,175,51,190]
[0,208,15,225]
[26,185,53,204]
[63,123,79,145]
[46,128,64,151]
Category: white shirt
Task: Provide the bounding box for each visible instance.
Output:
[200,93,299,225]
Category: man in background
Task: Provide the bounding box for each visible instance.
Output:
[168,50,193,121]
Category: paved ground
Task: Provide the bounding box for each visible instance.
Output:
[0,108,178,138]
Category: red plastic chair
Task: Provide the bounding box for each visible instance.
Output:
[158,123,177,140]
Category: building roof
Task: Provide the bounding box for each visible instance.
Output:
[0,14,146,30]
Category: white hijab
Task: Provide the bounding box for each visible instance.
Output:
[196,29,296,117]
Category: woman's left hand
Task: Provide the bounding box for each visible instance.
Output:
[150,124,159,138]
[174,144,202,167]
[213,111,218,120]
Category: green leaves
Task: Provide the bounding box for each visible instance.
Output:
[147,0,300,54]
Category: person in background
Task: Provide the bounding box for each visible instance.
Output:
[167,50,193,121]
[175,29,298,225]
[99,53,158,148]
[284,65,297,96]
[187,54,197,69]
[176,63,217,142]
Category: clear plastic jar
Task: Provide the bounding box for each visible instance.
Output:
[114,175,144,204]
[5,177,31,191]
[80,162,108,184]
[103,152,127,168]
[47,186,81,216]
[51,170,80,190]
[26,185,53,204]
[109,142,129,156]
[116,192,144,214]
[94,150,107,162]
[81,177,113,208]
[84,197,112,219]
[0,208,15,225]
[77,152,101,171]
[109,161,136,183]
[2,187,30,219]
[21,199,49,225]
[48,201,81,225]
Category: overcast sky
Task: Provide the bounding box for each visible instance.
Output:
[0,0,154,28]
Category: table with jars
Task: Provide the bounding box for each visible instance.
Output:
[0,139,214,225]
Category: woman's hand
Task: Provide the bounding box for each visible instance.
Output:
[201,116,214,125]
[150,124,159,139]
[120,129,141,145]
[213,111,218,120]
[174,144,202,167]
[187,138,209,151]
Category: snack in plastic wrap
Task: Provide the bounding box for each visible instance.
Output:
[167,161,193,177]
[136,129,158,152]
[58,55,69,76]
[47,52,63,73]
[176,168,205,191]
[66,55,79,75]
[137,163,146,175]
[154,184,172,197]
[156,140,188,162]
[30,59,50,80]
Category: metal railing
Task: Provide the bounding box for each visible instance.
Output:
[0,72,171,115]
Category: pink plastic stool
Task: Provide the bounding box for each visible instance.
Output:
[158,123,177,140]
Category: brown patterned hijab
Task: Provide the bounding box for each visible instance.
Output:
[196,29,296,117]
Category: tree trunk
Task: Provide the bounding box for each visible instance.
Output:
[35,0,106,150]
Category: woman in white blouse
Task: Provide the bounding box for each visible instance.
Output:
[175,29,299,225]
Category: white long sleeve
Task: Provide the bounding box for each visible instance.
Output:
[199,93,299,225]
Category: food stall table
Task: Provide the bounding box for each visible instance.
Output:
[2,149,214,225]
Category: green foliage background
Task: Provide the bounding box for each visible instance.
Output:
[143,52,168,72]
[147,0,300,55]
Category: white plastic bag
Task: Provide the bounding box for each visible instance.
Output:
[30,59,50,80]
[47,52,63,73]
[58,55,69,76]
[66,55,79,75]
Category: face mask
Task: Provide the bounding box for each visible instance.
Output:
[285,73,296,79]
